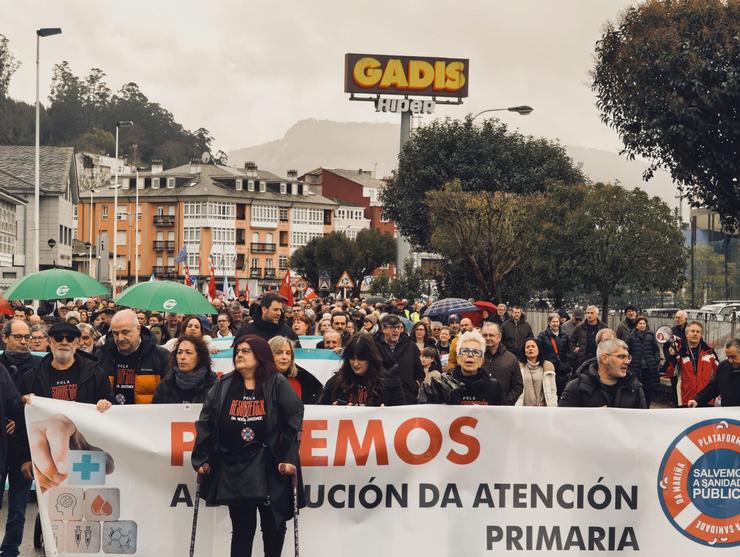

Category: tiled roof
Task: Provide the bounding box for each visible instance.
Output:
[92,163,338,206]
[0,146,76,194]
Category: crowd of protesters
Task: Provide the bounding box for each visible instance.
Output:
[0,292,737,556]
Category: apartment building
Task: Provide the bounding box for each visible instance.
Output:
[76,160,337,295]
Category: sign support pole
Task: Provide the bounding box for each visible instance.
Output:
[396,110,413,271]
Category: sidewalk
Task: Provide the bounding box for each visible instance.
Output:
[0,500,43,556]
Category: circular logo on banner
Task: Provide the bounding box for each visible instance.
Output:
[241,427,255,443]
[56,285,70,296]
[163,299,177,311]
[657,419,740,548]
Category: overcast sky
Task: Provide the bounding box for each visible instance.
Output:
[4,0,635,153]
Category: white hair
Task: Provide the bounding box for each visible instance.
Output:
[456,331,486,355]
[596,338,627,360]
[586,305,599,314]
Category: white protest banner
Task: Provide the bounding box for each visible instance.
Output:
[209,336,340,383]
[26,399,739,556]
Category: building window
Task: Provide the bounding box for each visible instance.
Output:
[250,204,278,224]
[137,177,144,190]
[280,182,287,194]
[380,211,390,223]
[248,180,255,192]
[279,208,288,221]
[102,205,108,219]
[156,206,164,216]
[279,231,288,246]
[167,177,176,189]
[259,181,266,193]
[236,179,243,191]
[278,255,287,270]
[291,231,323,247]
[292,208,324,226]
[183,227,201,243]
[152,177,160,189]
[73,206,78,220]
[121,178,130,190]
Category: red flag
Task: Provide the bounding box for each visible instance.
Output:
[184,262,192,287]
[234,275,240,298]
[303,286,318,301]
[208,257,217,300]
[244,280,250,303]
[278,270,294,306]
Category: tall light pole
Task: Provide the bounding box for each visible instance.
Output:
[88,186,99,277]
[135,168,140,283]
[34,27,62,273]
[471,105,534,121]
[112,120,133,291]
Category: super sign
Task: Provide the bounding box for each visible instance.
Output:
[345,53,469,98]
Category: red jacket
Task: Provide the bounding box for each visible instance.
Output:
[664,341,718,406]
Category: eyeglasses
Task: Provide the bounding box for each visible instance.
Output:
[80,335,92,342]
[31,335,47,341]
[235,348,253,356]
[607,353,632,361]
[459,348,484,357]
[10,334,32,341]
[51,334,78,343]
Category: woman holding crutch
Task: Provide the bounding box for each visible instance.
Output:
[192,335,304,557]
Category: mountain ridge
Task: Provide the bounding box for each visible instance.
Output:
[228,119,679,208]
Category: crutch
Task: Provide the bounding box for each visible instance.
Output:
[292,474,300,557]
[189,475,202,557]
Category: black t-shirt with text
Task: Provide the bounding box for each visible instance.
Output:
[48,362,81,401]
[220,379,266,453]
[112,350,139,405]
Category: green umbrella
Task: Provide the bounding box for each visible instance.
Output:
[114,281,215,314]
[4,269,108,301]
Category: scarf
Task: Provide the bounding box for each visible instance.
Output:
[3,350,32,366]
[522,361,545,406]
[174,365,210,391]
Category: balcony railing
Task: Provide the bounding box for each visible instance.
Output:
[153,240,165,250]
[250,242,276,254]
[152,266,176,279]
[153,215,175,226]
[249,267,262,278]
[264,268,276,278]
[165,240,176,252]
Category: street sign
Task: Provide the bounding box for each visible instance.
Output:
[296,279,308,291]
[318,277,331,291]
[335,271,355,289]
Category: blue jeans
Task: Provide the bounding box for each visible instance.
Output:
[0,464,32,557]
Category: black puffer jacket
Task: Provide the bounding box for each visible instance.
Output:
[537,328,571,377]
[96,326,170,404]
[236,312,300,346]
[568,320,608,370]
[626,329,660,372]
[317,368,404,406]
[375,332,424,404]
[501,318,533,355]
[558,363,646,408]
[152,368,218,404]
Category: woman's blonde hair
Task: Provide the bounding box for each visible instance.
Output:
[268,335,297,377]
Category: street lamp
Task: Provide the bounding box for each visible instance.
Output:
[34,27,62,273]
[88,187,99,277]
[471,105,534,121]
[112,120,133,291]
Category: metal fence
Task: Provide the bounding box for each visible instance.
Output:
[524,310,738,360]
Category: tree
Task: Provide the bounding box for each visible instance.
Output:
[426,180,545,300]
[569,183,687,320]
[289,230,396,296]
[369,273,392,297]
[593,0,740,232]
[381,116,584,250]
[526,182,590,307]
[0,34,20,98]
[389,258,428,302]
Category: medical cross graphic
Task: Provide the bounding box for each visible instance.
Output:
[72,455,100,480]
[67,450,107,485]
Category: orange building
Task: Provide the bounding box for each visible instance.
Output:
[76,160,337,295]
